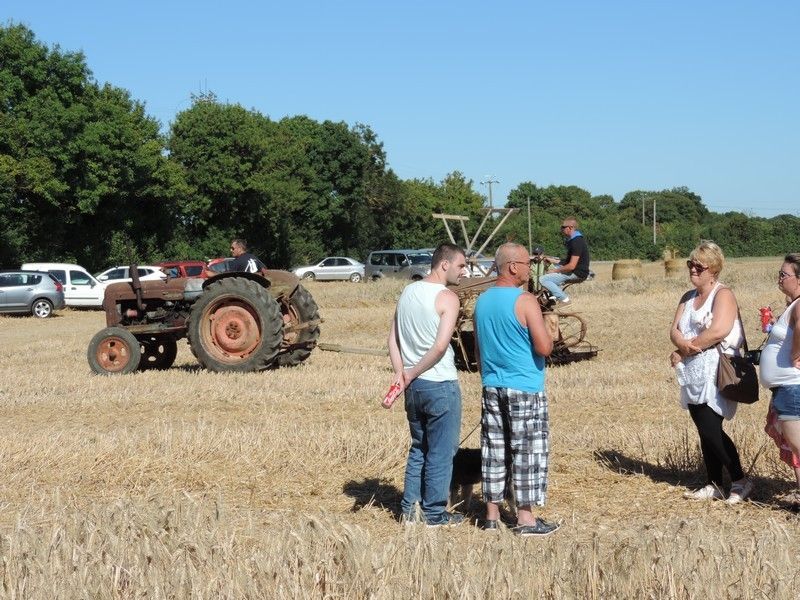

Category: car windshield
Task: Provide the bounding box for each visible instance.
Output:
[407,254,431,265]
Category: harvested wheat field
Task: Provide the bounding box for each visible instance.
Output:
[1,257,799,598]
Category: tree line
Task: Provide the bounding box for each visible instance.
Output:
[2,24,797,272]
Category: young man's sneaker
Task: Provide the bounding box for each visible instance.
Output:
[512,518,560,537]
[683,484,724,500]
[426,512,464,528]
[726,478,754,505]
[559,296,571,305]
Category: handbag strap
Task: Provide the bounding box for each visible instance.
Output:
[709,285,749,354]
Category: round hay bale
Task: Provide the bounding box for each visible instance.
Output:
[612,259,642,280]
[664,258,683,277]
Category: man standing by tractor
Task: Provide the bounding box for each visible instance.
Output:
[474,242,558,536]
[385,243,468,527]
[229,238,267,274]
[539,217,590,305]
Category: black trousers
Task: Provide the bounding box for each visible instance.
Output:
[688,403,744,486]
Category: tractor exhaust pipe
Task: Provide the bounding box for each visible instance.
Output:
[129,263,145,311]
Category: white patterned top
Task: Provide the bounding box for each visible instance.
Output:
[674,283,743,420]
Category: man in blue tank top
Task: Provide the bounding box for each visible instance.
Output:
[387,243,468,526]
[473,242,560,536]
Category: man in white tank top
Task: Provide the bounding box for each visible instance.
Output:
[387,243,467,526]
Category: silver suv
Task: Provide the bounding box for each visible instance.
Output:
[0,270,65,318]
[365,250,432,281]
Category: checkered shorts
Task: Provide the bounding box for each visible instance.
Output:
[481,386,549,507]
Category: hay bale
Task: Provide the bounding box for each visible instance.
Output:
[664,258,684,277]
[612,259,642,280]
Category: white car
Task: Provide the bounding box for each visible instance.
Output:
[21,262,107,308]
[292,257,365,282]
[95,265,167,284]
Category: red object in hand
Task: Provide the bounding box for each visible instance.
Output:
[382,383,402,408]
[760,306,773,333]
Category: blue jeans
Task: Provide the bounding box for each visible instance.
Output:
[401,378,462,522]
[539,272,583,301]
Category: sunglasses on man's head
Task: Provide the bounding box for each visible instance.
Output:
[686,260,708,273]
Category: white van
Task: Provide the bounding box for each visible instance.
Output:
[21,263,106,308]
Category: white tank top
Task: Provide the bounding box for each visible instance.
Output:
[760,298,800,388]
[674,283,743,420]
[395,281,457,382]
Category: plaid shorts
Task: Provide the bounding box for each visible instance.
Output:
[481,386,549,507]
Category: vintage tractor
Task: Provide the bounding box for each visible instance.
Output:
[87,267,320,375]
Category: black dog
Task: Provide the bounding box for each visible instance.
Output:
[450,448,482,508]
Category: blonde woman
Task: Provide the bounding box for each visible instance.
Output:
[669,241,753,503]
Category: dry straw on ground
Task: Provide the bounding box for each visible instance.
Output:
[1,257,799,598]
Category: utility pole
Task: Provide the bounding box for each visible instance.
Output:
[480,177,499,211]
[527,196,532,253]
[653,197,657,244]
[642,196,645,225]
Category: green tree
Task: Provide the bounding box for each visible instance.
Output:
[0,23,182,270]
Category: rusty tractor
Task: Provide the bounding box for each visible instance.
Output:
[87,267,320,375]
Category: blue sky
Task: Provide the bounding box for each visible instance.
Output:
[5,1,799,217]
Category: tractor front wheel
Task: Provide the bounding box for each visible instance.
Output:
[139,336,178,370]
[88,327,142,375]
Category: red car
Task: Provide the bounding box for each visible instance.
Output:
[158,260,208,279]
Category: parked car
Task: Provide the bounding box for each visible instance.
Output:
[21,262,106,308]
[365,249,432,281]
[0,270,65,318]
[157,260,207,278]
[292,257,365,282]
[95,265,167,284]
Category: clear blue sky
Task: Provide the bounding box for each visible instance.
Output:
[5,1,799,217]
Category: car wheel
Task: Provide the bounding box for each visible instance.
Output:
[302,272,315,280]
[31,298,53,318]
[349,272,362,283]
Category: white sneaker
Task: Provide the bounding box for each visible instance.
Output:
[559,296,571,305]
[726,479,754,505]
[683,484,724,500]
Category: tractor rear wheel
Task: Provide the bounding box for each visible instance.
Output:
[275,285,321,367]
[88,327,142,375]
[187,277,284,372]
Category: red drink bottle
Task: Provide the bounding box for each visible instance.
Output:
[760,307,773,333]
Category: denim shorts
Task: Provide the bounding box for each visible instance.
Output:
[772,385,800,421]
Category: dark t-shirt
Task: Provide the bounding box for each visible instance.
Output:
[229,253,266,273]
[563,235,590,279]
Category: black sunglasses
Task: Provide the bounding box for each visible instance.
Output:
[686,260,709,273]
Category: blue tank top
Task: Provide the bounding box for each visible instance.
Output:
[474,286,545,393]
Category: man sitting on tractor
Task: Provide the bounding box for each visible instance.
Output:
[539,217,590,305]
